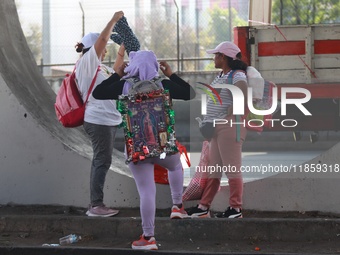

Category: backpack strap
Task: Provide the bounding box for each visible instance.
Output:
[84,66,100,104]
[126,76,164,86]
[227,70,245,142]
[125,77,141,87]
[213,70,239,93]
[227,69,245,84]
[124,76,164,95]
[151,76,164,86]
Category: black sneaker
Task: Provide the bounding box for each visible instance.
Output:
[186,205,210,218]
[215,207,242,218]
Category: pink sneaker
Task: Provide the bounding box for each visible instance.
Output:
[170,205,189,219]
[86,205,119,217]
[131,235,158,250]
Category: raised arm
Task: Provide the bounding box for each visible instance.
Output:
[94,11,124,59]
[113,44,126,73]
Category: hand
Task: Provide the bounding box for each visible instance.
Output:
[118,44,125,57]
[112,11,124,22]
[114,62,127,77]
[159,61,173,77]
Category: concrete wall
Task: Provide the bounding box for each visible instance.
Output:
[213,141,340,213]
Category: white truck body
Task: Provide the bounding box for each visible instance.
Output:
[247,24,340,84]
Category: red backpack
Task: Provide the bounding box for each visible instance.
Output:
[54,66,99,128]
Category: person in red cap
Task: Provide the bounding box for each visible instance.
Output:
[186,41,248,219]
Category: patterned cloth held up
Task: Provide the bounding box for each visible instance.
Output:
[110,33,123,45]
[111,16,140,55]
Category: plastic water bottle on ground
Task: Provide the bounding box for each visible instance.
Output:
[59,234,81,245]
[42,243,60,247]
[195,117,203,127]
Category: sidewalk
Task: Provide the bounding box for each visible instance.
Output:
[0,205,339,255]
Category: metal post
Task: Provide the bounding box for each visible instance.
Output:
[280,0,283,25]
[40,58,44,74]
[195,0,199,71]
[79,1,85,37]
[42,0,51,76]
[228,0,232,41]
[173,0,180,72]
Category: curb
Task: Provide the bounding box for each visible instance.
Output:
[1,216,340,241]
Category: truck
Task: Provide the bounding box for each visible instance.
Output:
[233,24,340,142]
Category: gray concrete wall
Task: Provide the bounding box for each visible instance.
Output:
[212,141,340,213]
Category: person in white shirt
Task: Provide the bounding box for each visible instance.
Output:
[74,11,125,217]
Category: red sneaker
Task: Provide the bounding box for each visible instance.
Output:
[170,205,189,219]
[131,235,158,250]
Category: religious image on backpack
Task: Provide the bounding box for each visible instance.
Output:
[117,84,178,164]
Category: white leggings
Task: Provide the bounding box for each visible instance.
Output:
[129,153,183,237]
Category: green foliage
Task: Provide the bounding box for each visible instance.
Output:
[204,61,217,71]
[207,5,247,45]
[201,5,247,71]
[135,11,177,59]
[16,1,42,64]
[272,0,340,25]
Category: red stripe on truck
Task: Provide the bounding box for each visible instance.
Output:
[314,40,340,54]
[258,41,305,56]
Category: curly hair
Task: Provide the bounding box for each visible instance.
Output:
[226,52,248,71]
[75,42,90,54]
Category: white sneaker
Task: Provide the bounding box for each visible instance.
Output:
[86,205,119,217]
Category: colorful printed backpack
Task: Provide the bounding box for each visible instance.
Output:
[117,77,178,164]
